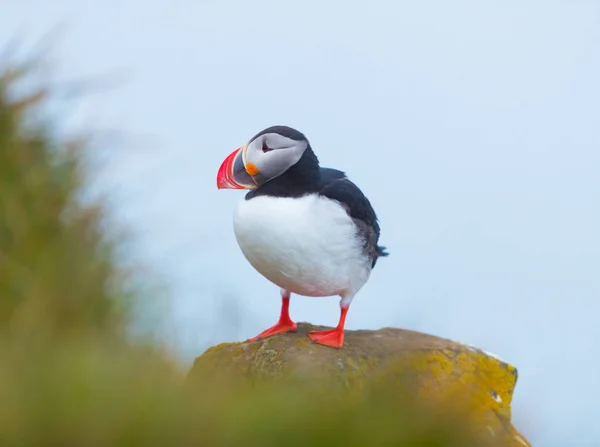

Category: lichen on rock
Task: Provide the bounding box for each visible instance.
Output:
[187,322,532,447]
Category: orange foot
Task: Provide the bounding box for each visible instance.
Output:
[308,328,344,348]
[247,320,297,342]
[248,293,296,342]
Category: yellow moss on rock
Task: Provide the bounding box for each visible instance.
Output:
[187,322,531,447]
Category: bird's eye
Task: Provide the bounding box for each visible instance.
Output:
[262,141,273,153]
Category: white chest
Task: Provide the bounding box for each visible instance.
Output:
[232,194,371,298]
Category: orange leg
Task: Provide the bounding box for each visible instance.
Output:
[247,291,297,342]
[308,305,349,349]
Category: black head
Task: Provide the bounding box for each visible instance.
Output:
[217,125,321,196]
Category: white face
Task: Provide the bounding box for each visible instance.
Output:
[244,133,308,185]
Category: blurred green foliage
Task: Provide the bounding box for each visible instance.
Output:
[0,65,131,343]
[0,61,506,446]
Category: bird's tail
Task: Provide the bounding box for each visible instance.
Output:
[371,245,389,268]
[376,245,389,258]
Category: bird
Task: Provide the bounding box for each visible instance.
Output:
[216,125,388,348]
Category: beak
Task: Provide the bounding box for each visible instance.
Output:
[216,143,257,190]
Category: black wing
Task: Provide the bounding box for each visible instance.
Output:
[317,168,388,268]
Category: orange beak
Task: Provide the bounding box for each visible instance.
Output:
[216,144,257,190]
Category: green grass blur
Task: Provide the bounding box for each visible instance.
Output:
[0,61,505,446]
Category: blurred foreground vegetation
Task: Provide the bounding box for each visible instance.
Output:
[0,60,507,446]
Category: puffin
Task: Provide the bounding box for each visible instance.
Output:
[216,125,388,348]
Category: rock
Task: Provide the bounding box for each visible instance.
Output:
[187,322,531,447]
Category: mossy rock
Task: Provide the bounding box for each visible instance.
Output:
[188,322,531,447]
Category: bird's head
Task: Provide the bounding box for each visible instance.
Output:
[216,125,311,190]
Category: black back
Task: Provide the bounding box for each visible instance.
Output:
[246,138,388,268]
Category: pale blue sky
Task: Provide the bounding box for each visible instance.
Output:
[3,1,600,446]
